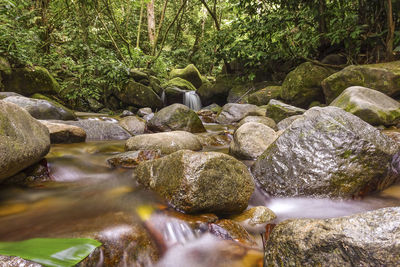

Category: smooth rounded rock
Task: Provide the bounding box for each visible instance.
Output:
[216,103,260,124]
[276,115,304,130]
[107,150,161,168]
[236,116,277,130]
[265,99,305,123]
[170,64,203,89]
[118,116,146,135]
[40,120,86,144]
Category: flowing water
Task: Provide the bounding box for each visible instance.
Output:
[1,120,400,266]
[183,91,202,111]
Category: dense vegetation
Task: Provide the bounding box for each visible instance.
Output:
[1,0,400,105]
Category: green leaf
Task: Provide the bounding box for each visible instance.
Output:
[0,238,102,267]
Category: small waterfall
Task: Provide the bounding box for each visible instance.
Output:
[183,91,202,111]
[161,90,166,105]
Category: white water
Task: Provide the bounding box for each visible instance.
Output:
[161,90,166,105]
[183,91,202,111]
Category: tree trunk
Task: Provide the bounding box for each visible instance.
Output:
[136,0,144,48]
[152,0,169,56]
[147,0,156,48]
[386,0,395,61]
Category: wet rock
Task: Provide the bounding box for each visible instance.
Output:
[138,107,152,117]
[197,109,217,123]
[230,206,276,233]
[202,103,222,113]
[135,150,254,214]
[236,116,277,130]
[56,120,131,141]
[0,256,41,267]
[265,207,400,266]
[3,159,51,186]
[230,122,278,160]
[170,64,203,89]
[126,131,202,154]
[252,106,400,198]
[216,103,260,124]
[322,61,400,103]
[115,80,163,109]
[2,66,60,96]
[107,150,161,168]
[161,210,218,228]
[0,101,50,181]
[143,113,154,122]
[265,99,305,123]
[248,86,282,106]
[148,104,206,133]
[118,116,146,135]
[209,219,256,247]
[0,92,22,99]
[120,110,134,117]
[3,96,76,120]
[196,132,233,147]
[330,86,400,126]
[281,62,335,108]
[276,115,304,130]
[39,120,86,144]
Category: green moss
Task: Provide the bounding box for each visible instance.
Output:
[170,64,202,89]
[164,77,197,91]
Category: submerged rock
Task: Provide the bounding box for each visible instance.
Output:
[252,106,400,198]
[265,207,400,266]
[216,103,260,124]
[330,86,400,126]
[135,150,254,214]
[148,104,206,133]
[236,116,277,130]
[0,101,50,181]
[107,150,161,168]
[126,131,202,154]
[265,99,306,123]
[40,120,86,144]
[3,96,76,120]
[170,64,203,89]
[322,61,400,103]
[230,122,278,160]
[118,116,146,135]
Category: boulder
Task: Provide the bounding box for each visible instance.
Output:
[87,98,104,112]
[137,107,152,117]
[330,86,400,126]
[149,76,163,96]
[3,96,76,120]
[281,62,335,108]
[230,122,278,160]
[129,68,148,82]
[252,106,400,198]
[265,99,306,123]
[135,150,254,214]
[148,104,206,133]
[56,120,131,141]
[107,150,161,168]
[236,116,277,130]
[118,116,146,135]
[170,64,202,89]
[276,115,304,130]
[230,206,276,233]
[0,92,22,99]
[120,110,134,117]
[125,131,202,154]
[265,207,400,266]
[216,103,260,124]
[0,101,50,181]
[197,74,239,106]
[2,66,60,96]
[208,219,256,247]
[322,61,400,103]
[202,103,222,113]
[248,86,282,106]
[115,80,163,109]
[40,120,86,144]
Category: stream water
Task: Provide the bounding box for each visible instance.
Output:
[1,120,400,266]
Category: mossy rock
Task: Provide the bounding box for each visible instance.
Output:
[0,57,11,75]
[322,61,400,103]
[115,80,163,110]
[265,99,306,123]
[280,62,336,108]
[248,86,282,106]
[170,64,202,89]
[197,74,239,106]
[164,77,197,92]
[2,66,60,96]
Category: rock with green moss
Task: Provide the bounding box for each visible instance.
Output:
[248,86,282,106]
[0,101,50,181]
[126,131,202,154]
[135,150,254,214]
[115,80,163,110]
[330,86,400,126]
[164,77,197,92]
[227,84,251,103]
[265,207,400,266]
[3,96,76,120]
[163,78,197,105]
[170,64,203,89]
[322,61,400,103]
[251,106,400,198]
[149,75,163,96]
[216,103,260,124]
[148,103,206,133]
[281,62,335,108]
[197,74,239,106]
[2,66,60,96]
[0,57,11,75]
[265,99,306,123]
[129,68,148,82]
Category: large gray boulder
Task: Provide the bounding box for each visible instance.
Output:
[216,103,261,124]
[125,131,202,154]
[230,122,278,160]
[118,116,146,135]
[252,106,400,198]
[330,86,400,126]
[322,61,400,103]
[265,207,400,266]
[148,104,206,133]
[0,101,50,181]
[3,96,76,120]
[135,150,254,214]
[276,115,304,131]
[265,99,305,123]
[39,120,86,144]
